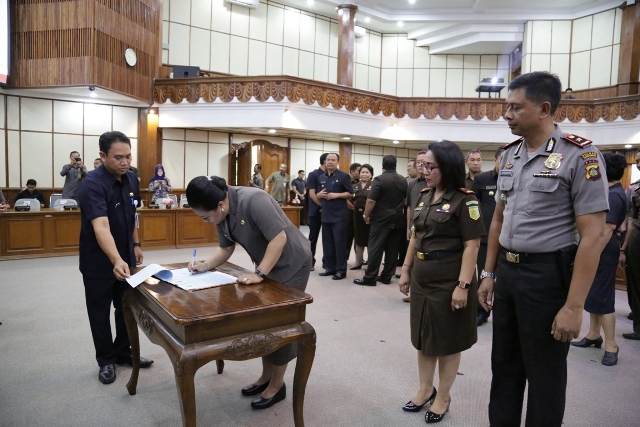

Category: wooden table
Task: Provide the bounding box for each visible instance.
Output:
[123,262,316,427]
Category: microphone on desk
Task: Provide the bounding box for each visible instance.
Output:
[4,187,27,205]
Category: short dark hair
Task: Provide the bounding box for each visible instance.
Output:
[70,151,79,157]
[186,176,228,211]
[382,155,397,170]
[508,71,562,115]
[350,163,361,172]
[466,149,482,160]
[494,147,503,159]
[298,170,304,174]
[255,164,262,171]
[319,153,328,165]
[408,160,415,166]
[26,179,36,186]
[326,152,340,161]
[566,87,573,92]
[360,163,374,176]
[99,131,131,154]
[604,153,626,182]
[94,158,102,162]
[427,140,465,190]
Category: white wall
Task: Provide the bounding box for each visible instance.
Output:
[0,95,138,188]
[521,8,622,90]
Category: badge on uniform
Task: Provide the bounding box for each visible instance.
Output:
[436,203,450,213]
[545,138,556,152]
[544,153,562,170]
[500,193,507,202]
[585,163,602,181]
[466,201,478,206]
[241,220,245,225]
[468,206,480,220]
[418,202,424,207]
[411,225,416,237]
[505,163,513,169]
[489,191,495,196]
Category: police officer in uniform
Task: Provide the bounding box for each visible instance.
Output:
[478,72,609,427]
[470,147,503,325]
[354,155,407,286]
[620,175,640,340]
[186,175,312,410]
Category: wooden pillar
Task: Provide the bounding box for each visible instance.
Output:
[617,2,640,96]
[337,4,358,87]
[137,108,162,190]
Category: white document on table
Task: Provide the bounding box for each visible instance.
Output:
[126,264,237,291]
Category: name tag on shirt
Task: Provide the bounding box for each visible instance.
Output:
[500,170,514,177]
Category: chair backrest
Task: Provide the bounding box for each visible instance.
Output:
[52,198,78,210]
[15,198,41,211]
[49,193,62,207]
[180,194,187,200]
[168,194,178,204]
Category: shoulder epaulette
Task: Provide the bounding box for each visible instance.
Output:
[562,134,592,147]
[420,187,430,193]
[458,188,474,194]
[502,137,524,150]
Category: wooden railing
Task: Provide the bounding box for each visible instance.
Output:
[153,76,640,123]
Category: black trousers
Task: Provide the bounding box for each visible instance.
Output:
[345,210,355,260]
[363,222,400,282]
[626,227,640,332]
[83,277,132,367]
[489,251,573,427]
[322,220,347,274]
[396,212,408,265]
[477,242,490,320]
[308,214,322,267]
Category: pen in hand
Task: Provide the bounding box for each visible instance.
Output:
[190,249,196,274]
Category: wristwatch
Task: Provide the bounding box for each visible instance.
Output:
[480,269,495,280]
[255,268,265,278]
[133,242,141,247]
[457,281,470,290]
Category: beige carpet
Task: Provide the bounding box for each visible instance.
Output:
[0,226,638,427]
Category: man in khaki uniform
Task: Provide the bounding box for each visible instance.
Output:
[478,71,609,427]
[265,163,290,205]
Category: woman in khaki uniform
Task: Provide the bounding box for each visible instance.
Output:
[399,140,485,424]
[351,163,374,269]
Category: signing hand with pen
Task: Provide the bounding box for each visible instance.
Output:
[188,260,210,274]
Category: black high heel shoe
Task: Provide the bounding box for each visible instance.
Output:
[571,336,603,348]
[425,399,451,424]
[402,387,437,412]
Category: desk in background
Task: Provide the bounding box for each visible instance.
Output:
[124,262,316,427]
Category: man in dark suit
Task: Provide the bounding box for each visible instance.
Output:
[354,155,408,286]
[307,153,328,271]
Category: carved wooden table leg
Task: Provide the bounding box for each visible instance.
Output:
[292,322,316,427]
[175,355,198,427]
[123,291,140,395]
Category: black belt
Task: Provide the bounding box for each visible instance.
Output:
[415,250,462,261]
[501,249,559,264]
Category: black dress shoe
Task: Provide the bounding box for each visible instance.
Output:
[318,271,336,276]
[477,313,489,327]
[602,347,619,366]
[241,381,270,396]
[363,260,368,265]
[310,266,314,271]
[402,387,437,412]
[332,272,346,280]
[376,276,391,285]
[98,364,116,384]
[116,356,154,368]
[425,400,450,424]
[571,336,603,348]
[349,265,362,270]
[622,332,640,340]
[251,383,286,409]
[354,278,376,286]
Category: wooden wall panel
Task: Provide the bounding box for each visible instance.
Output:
[10,0,162,103]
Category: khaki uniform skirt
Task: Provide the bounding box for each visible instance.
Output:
[410,253,478,356]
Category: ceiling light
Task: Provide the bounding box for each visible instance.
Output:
[397,21,404,27]
[409,0,416,4]
[88,86,97,98]
[342,136,351,140]
[365,17,370,23]
[625,144,633,148]
[307,0,313,5]
[268,129,277,134]
[284,109,291,114]
[393,140,400,144]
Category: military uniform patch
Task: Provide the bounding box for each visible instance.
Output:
[469,206,480,220]
[544,153,563,170]
[458,188,474,194]
[585,164,602,181]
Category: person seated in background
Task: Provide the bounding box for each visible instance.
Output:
[93,158,103,169]
[148,164,172,204]
[15,179,45,207]
[0,187,8,211]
